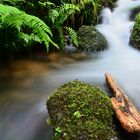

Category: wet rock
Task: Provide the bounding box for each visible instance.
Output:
[47,80,116,140]
[130,8,140,21]
[64,45,77,53]
[78,25,108,53]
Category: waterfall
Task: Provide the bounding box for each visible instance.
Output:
[93,0,140,110]
[97,0,140,53]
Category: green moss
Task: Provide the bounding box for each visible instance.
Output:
[47,80,116,140]
[130,13,140,49]
[78,25,108,52]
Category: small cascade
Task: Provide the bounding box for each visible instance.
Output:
[97,0,140,53]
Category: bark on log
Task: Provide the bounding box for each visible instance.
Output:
[105,73,140,133]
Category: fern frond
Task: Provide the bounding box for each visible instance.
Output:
[49,9,59,24]
[65,27,78,47]
[78,0,97,13]
[23,14,60,50]
[2,14,24,31]
[0,3,59,51]
[57,4,80,24]
[38,1,55,7]
[0,3,22,16]
[23,14,52,36]
[18,32,41,44]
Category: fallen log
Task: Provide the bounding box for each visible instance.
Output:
[105,73,140,133]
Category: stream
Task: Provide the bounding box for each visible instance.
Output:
[1,0,140,140]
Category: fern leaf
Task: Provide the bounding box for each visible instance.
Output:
[58,4,80,24]
[49,9,59,23]
[38,1,55,7]
[65,27,78,47]
[0,3,22,16]
[0,3,59,51]
[2,14,23,31]
[19,32,41,44]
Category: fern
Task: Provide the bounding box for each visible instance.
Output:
[0,3,21,15]
[19,32,41,44]
[49,3,80,25]
[65,27,78,46]
[38,1,55,7]
[49,3,80,26]
[58,4,80,24]
[78,0,97,15]
[0,3,59,51]
[49,9,59,24]
[48,3,80,48]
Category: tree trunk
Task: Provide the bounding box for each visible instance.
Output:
[105,73,140,133]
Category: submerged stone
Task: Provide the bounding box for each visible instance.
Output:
[78,25,108,53]
[47,80,116,140]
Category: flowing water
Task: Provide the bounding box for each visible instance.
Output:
[1,0,140,140]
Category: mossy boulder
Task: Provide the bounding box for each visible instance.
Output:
[130,13,140,49]
[78,26,108,52]
[47,80,116,140]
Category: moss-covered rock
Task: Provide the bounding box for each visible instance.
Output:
[130,13,140,49]
[78,25,108,52]
[47,80,116,140]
